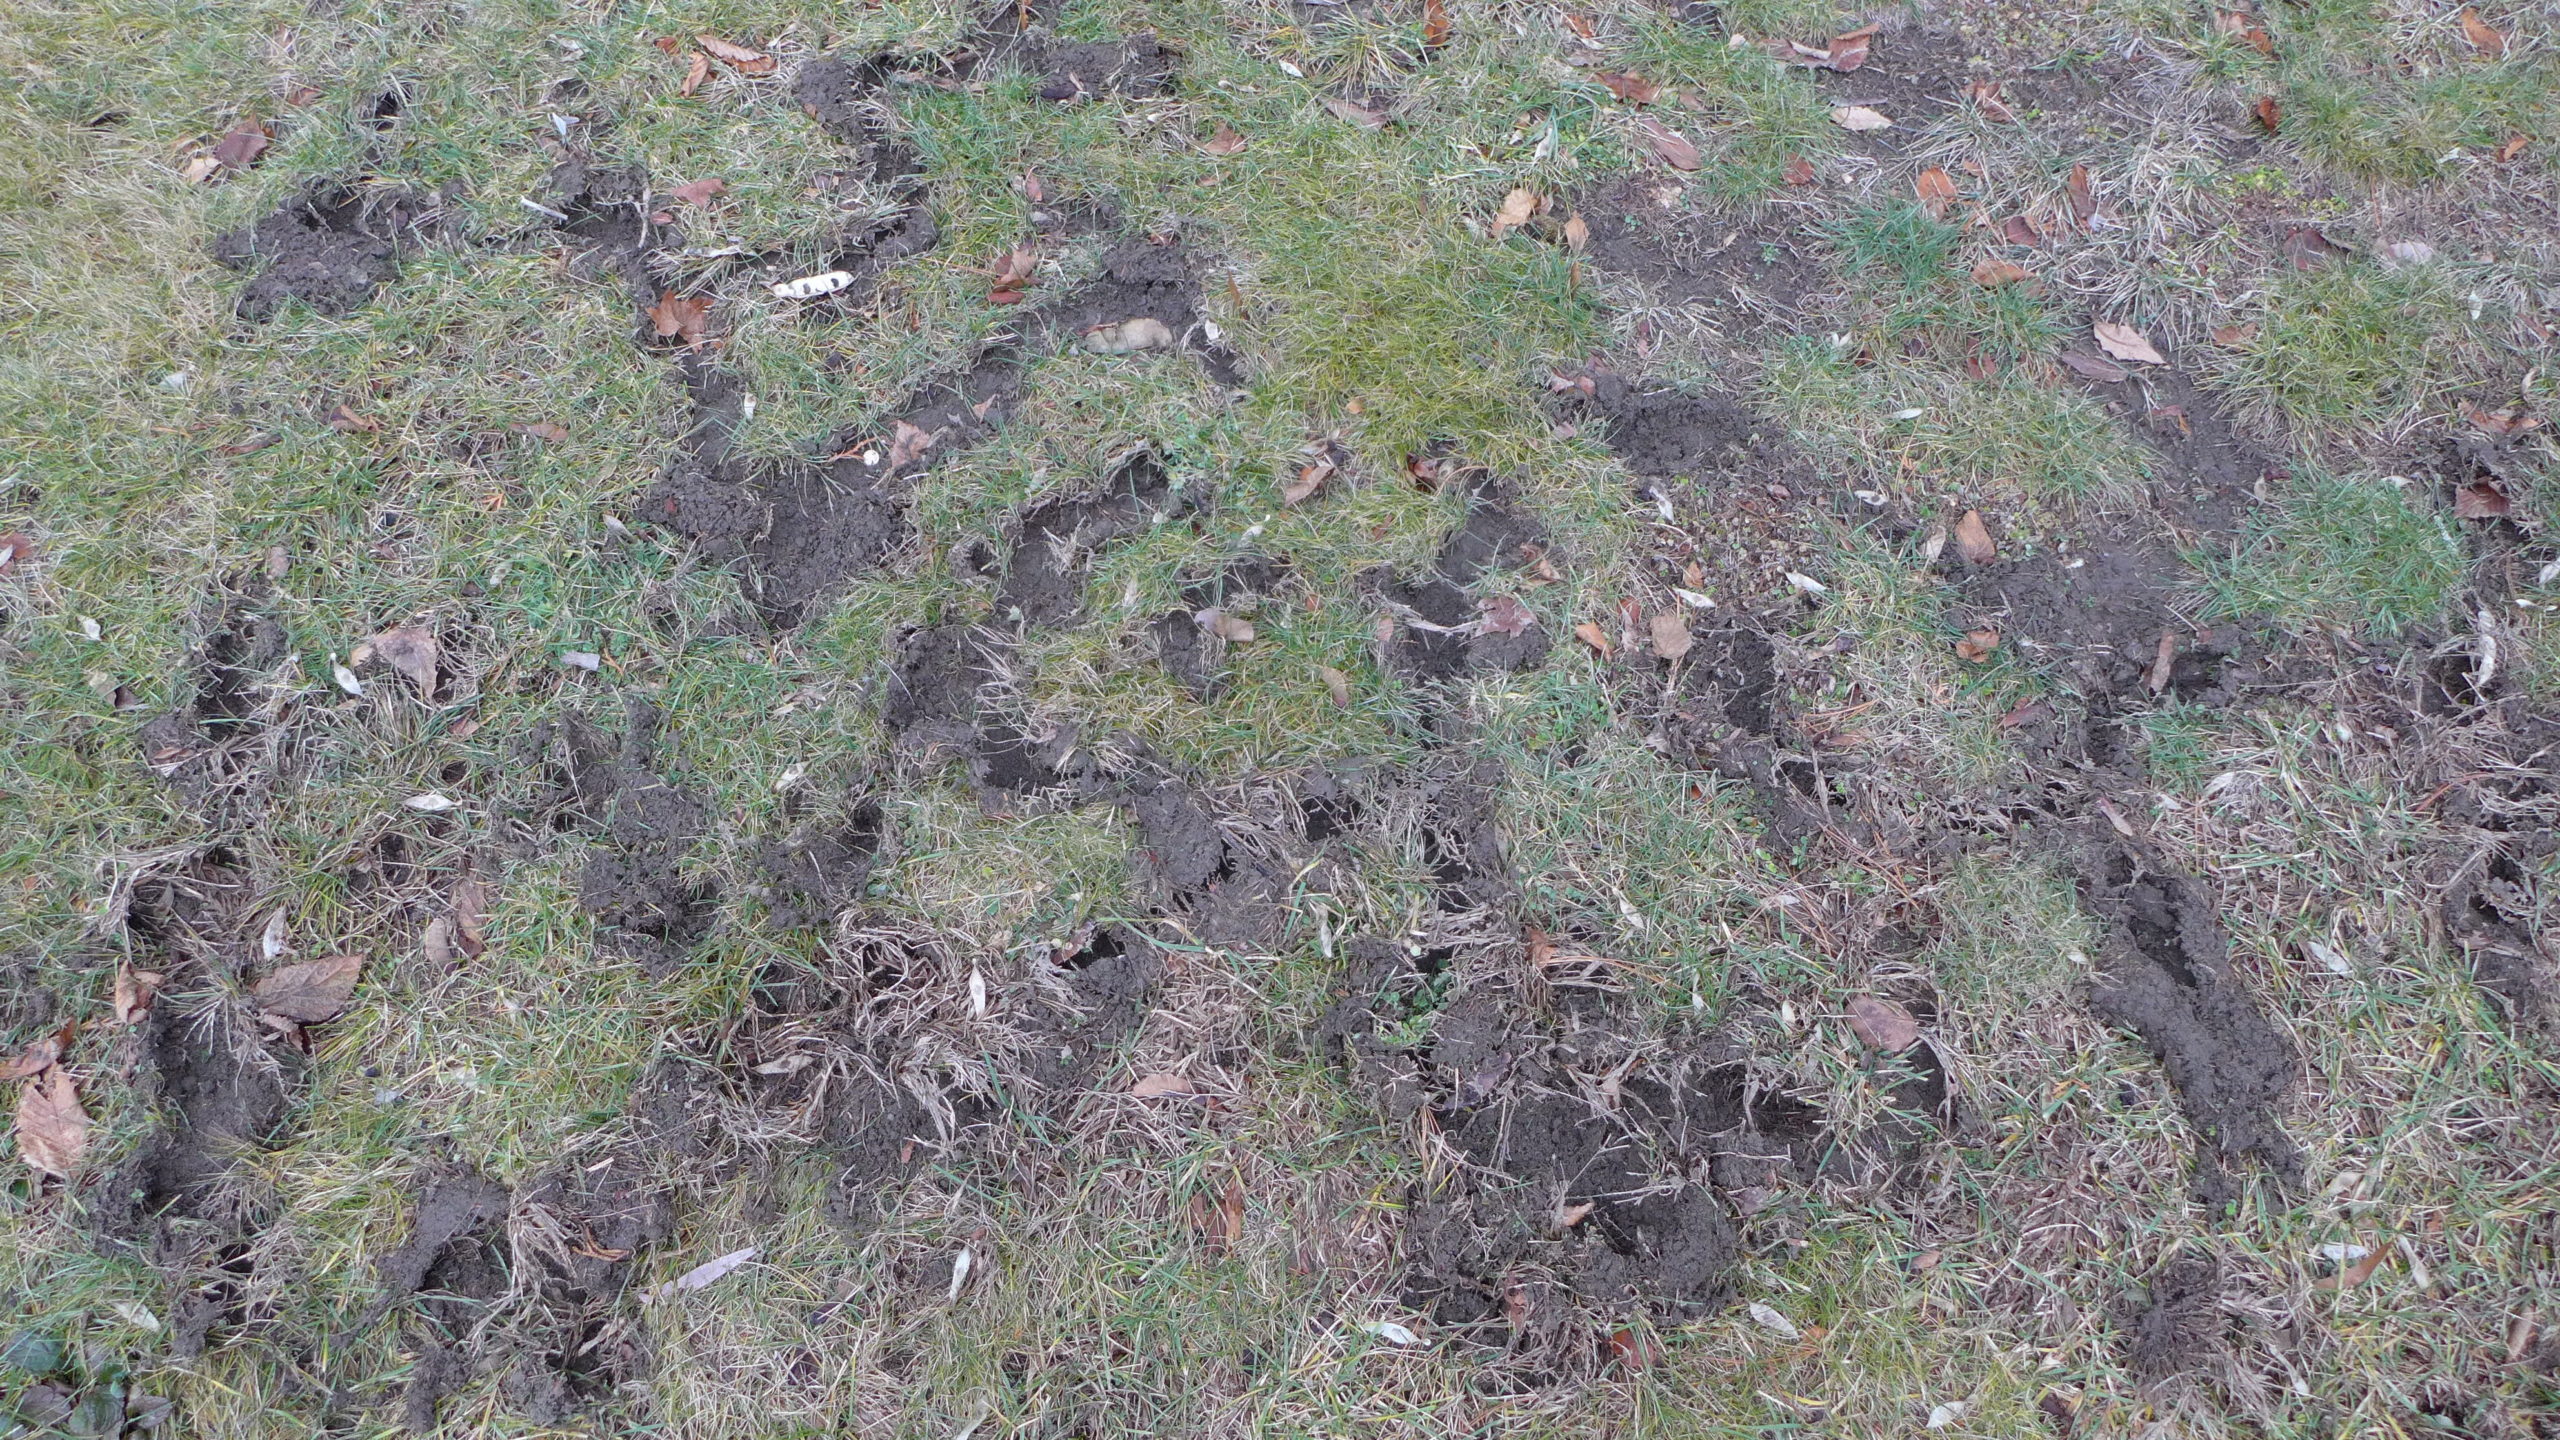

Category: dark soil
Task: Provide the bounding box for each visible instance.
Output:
[1571,180,1824,335]
[501,1152,672,1424]
[2078,841,2301,1206]
[371,1168,512,1433]
[2442,849,2559,1043]
[995,451,1193,628]
[2123,1252,2226,1385]
[1368,484,1553,683]
[793,54,889,146]
[213,180,447,323]
[2067,367,2282,533]
[547,697,714,975]
[1152,554,1291,700]
[137,584,288,803]
[880,622,1004,757]
[754,796,887,930]
[1019,925,1163,1100]
[1119,771,1289,949]
[1571,370,1801,483]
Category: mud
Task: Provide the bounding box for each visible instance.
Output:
[547,697,714,974]
[2078,842,2300,1205]
[793,54,889,147]
[1019,925,1164,1100]
[1152,555,1290,700]
[1119,771,1289,949]
[2068,367,2281,532]
[213,180,447,323]
[1572,180,1824,335]
[371,1169,511,1432]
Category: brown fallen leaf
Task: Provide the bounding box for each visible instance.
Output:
[1914,166,1958,216]
[2092,320,2165,365]
[650,293,714,346]
[2458,6,2507,56]
[1130,1073,1196,1097]
[1845,995,1920,1050]
[1422,0,1453,48]
[1631,116,1701,170]
[1829,105,1893,132]
[2065,164,2097,227]
[2496,133,2529,162]
[2283,225,2352,270]
[654,35,683,54]
[1955,627,2001,663]
[2314,1246,2387,1290]
[1998,697,2052,730]
[2253,94,2282,132]
[885,419,937,471]
[1283,456,1335,505]
[1971,259,2030,287]
[1316,665,1352,708]
[2211,323,2259,347]
[680,51,712,97]
[253,952,366,1025]
[1563,212,1590,252]
[666,178,726,206]
[1491,187,1538,238]
[2214,8,2277,55]
[1783,155,1817,186]
[1573,621,1615,659]
[284,83,323,107]
[1220,1176,1247,1250]
[211,118,271,172]
[1196,608,1256,643]
[1649,609,1692,660]
[363,621,438,698]
[1202,121,1248,155]
[513,421,570,442]
[1,1021,73,1081]
[1953,509,1998,564]
[0,531,32,578]
[1480,594,1535,636]
[1595,71,1660,104]
[2002,214,2041,245]
[2058,349,2130,383]
[1962,79,2015,123]
[15,1069,86,1179]
[1783,23,1877,72]
[113,964,164,1026]
[1606,1327,1662,1370]
[327,402,380,434]
[1323,96,1387,129]
[2455,481,2512,520]
[2463,401,2545,437]
[695,34,778,75]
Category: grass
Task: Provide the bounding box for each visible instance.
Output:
[2,0,2558,1436]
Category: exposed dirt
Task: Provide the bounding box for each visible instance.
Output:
[1119,770,1290,949]
[1019,925,1164,1100]
[955,0,1177,103]
[2067,367,2283,533]
[1572,179,1825,334]
[2122,1252,2228,1386]
[136,583,289,804]
[1367,482,1553,683]
[500,1151,673,1424]
[793,54,889,147]
[2442,848,2560,1044]
[546,697,715,975]
[213,180,449,323]
[1567,369,1804,483]
[370,1168,512,1433]
[995,451,1194,627]
[1152,554,1290,700]
[2078,841,2301,1206]
[754,795,887,930]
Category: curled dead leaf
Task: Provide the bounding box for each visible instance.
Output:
[1283,457,1335,505]
[680,51,712,97]
[253,952,366,1025]
[2458,6,2507,56]
[648,292,714,346]
[1491,187,1538,238]
[1563,212,1590,252]
[211,118,271,172]
[2253,95,2281,132]
[1955,628,2001,663]
[364,622,438,698]
[1914,166,1958,216]
[113,965,164,1026]
[1953,509,1997,565]
[1422,0,1453,48]
[1573,621,1615,659]
[1649,609,1692,659]
[1782,155,1817,186]
[2,1022,73,1081]
[1479,594,1535,636]
[695,34,778,75]
[1595,71,1660,104]
[1846,995,1921,1050]
[2065,163,2097,227]
[1606,1327,1662,1370]
[1316,665,1352,708]
[1202,121,1248,155]
[0,531,32,577]
[1971,259,2030,287]
[1962,79,2015,122]
[1829,105,1893,132]
[1630,116,1700,170]
[2314,1246,2387,1290]
[2454,481,2512,520]
[15,1069,87,1179]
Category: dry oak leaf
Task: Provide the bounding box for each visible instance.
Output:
[1829,105,1893,132]
[1649,609,1692,659]
[113,964,164,1026]
[1954,508,1998,564]
[1971,259,2030,287]
[1480,594,1536,636]
[1845,995,1921,1050]
[1630,116,1701,170]
[1595,71,1661,104]
[361,621,438,698]
[1955,627,2001,663]
[1573,621,1615,658]
[649,292,714,345]
[1422,0,1453,48]
[1491,187,1538,238]
[1201,121,1248,155]
[666,178,726,206]
[253,952,366,1024]
[2459,6,2508,56]
[211,118,272,172]
[15,1069,87,1179]
[695,34,778,75]
[2092,320,2165,365]
[1914,166,1958,215]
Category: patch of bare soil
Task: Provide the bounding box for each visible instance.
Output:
[1364,480,1554,683]
[2077,839,2301,1206]
[541,697,715,975]
[1572,178,1825,335]
[1151,554,1290,700]
[2443,848,2560,1045]
[2121,1251,2229,1386]
[2064,366,2284,533]
[753,793,887,930]
[365,1167,511,1432]
[213,180,451,323]
[135,581,288,806]
[953,0,1177,102]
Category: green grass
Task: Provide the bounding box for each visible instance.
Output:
[2197,470,2467,638]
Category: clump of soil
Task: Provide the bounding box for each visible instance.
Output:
[995,452,1193,627]
[1118,770,1290,949]
[369,1168,512,1433]
[793,53,889,146]
[2123,1252,2227,1385]
[543,158,664,295]
[1017,925,1165,1101]
[648,453,913,630]
[754,796,887,930]
[957,0,1176,104]
[137,584,288,803]
[213,180,447,322]
[1152,555,1290,700]
[1368,483,1553,683]
[2078,841,2300,1205]
[545,697,714,974]
[2442,850,2559,1044]
[2066,367,2280,531]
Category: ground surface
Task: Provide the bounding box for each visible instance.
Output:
[2,0,2559,1435]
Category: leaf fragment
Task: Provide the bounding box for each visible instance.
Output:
[1491,187,1538,238]
[1971,259,2029,287]
[1201,121,1248,155]
[1130,1072,1196,1097]
[1573,621,1615,658]
[2458,6,2507,55]
[1953,509,1997,564]
[2092,320,2165,365]
[15,1069,87,1179]
[1829,105,1893,132]
[113,965,164,1025]
[1630,116,1701,170]
[1846,995,1921,1050]
[695,35,777,75]
[1649,609,1692,659]
[252,952,365,1025]
[1954,628,2001,663]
